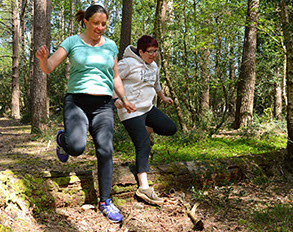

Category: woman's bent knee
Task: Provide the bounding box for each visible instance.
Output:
[156,122,177,136]
[170,123,177,135]
[66,144,86,156]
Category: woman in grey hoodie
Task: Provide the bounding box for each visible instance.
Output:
[114,35,177,205]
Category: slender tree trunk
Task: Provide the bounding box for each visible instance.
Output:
[153,0,164,108]
[77,0,82,34]
[104,0,109,12]
[31,0,48,133]
[20,0,29,112]
[11,0,21,119]
[234,0,259,129]
[28,0,34,116]
[65,0,75,81]
[182,0,196,125]
[154,0,163,63]
[280,0,293,165]
[118,0,133,60]
[228,44,236,116]
[69,0,74,37]
[160,0,188,132]
[60,2,69,81]
[283,55,288,107]
[200,49,210,114]
[154,0,163,43]
[46,0,51,117]
[192,0,200,124]
[274,81,282,120]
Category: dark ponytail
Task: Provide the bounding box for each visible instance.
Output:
[75,10,86,28]
[75,5,108,28]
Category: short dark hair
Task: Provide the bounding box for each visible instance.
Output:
[75,5,108,28]
[137,35,158,53]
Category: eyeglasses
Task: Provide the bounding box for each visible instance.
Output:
[145,49,158,56]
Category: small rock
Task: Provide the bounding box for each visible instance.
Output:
[81,204,96,211]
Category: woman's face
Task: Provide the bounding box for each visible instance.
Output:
[84,12,107,42]
[139,46,159,64]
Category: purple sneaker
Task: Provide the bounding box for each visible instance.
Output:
[99,199,123,223]
[56,130,69,163]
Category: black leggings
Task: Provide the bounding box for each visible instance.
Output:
[60,94,114,202]
[122,106,177,173]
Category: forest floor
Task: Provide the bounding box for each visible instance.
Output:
[0,117,293,232]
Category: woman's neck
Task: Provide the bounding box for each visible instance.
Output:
[81,32,104,47]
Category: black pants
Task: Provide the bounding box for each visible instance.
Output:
[60,94,114,202]
[122,106,177,173]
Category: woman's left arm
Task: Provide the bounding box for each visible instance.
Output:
[113,58,136,113]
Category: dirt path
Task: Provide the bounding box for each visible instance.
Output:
[1,117,292,232]
[0,118,195,231]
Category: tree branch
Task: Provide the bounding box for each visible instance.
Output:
[0,55,13,59]
[258,27,284,50]
[0,21,12,32]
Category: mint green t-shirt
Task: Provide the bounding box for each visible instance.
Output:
[60,35,118,95]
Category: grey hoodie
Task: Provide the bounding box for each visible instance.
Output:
[117,45,162,121]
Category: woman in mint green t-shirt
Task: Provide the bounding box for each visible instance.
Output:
[36,5,136,223]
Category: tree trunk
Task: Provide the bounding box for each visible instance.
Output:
[182,0,197,126]
[118,0,133,60]
[274,79,282,120]
[11,0,21,119]
[152,0,163,108]
[280,0,293,165]
[20,0,29,113]
[192,0,199,125]
[65,0,75,81]
[283,56,288,107]
[31,0,48,133]
[104,0,109,12]
[28,0,34,116]
[234,0,259,129]
[154,0,163,43]
[228,44,236,117]
[160,0,188,132]
[46,0,51,118]
[200,49,210,114]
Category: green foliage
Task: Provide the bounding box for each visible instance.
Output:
[150,118,286,164]
[0,224,13,232]
[48,64,68,114]
[150,134,286,164]
[131,0,156,38]
[191,183,246,213]
[250,204,293,232]
[0,46,12,116]
[112,119,287,164]
[255,0,284,116]
[239,117,287,139]
[0,0,288,132]
[113,115,136,162]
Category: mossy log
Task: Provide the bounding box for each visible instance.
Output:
[0,151,285,211]
[38,151,285,207]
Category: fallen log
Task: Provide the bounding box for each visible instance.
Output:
[40,151,285,207]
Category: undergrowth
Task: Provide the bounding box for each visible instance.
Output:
[113,120,287,164]
[33,117,287,166]
[250,203,293,231]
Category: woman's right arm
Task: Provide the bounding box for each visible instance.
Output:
[36,45,68,74]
